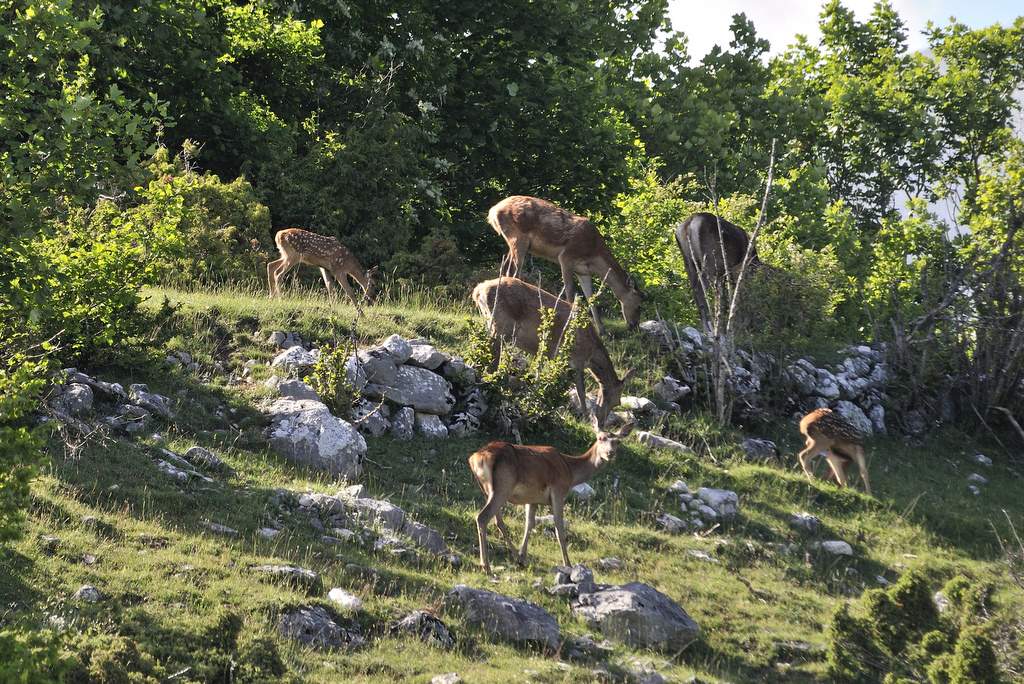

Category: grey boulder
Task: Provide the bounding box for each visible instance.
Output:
[446,585,560,651]
[266,399,365,479]
[364,365,455,415]
[389,610,455,649]
[270,346,320,377]
[278,606,364,650]
[573,582,700,652]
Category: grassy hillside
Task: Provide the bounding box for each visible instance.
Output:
[3,285,1023,682]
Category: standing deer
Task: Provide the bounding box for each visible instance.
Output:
[472,277,634,427]
[267,228,376,305]
[468,418,634,573]
[487,195,643,333]
[674,212,763,331]
[796,408,873,495]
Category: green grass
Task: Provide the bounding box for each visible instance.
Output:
[3,285,1022,682]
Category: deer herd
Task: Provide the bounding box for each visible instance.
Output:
[267,195,875,572]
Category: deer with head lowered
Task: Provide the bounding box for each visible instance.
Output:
[267,228,376,305]
[472,276,634,428]
[674,212,767,332]
[488,195,643,333]
[797,408,872,496]
[468,417,634,573]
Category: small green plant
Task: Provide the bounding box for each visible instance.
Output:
[466,303,590,432]
[826,570,1004,683]
[0,627,67,683]
[304,341,356,417]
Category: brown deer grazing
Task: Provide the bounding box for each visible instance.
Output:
[674,213,763,331]
[487,195,643,332]
[472,277,634,427]
[796,408,873,495]
[468,419,634,573]
[267,228,375,305]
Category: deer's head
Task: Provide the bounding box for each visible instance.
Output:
[590,415,635,463]
[621,276,644,330]
[592,367,636,427]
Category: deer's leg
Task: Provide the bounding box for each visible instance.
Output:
[574,369,588,416]
[267,258,285,297]
[504,238,528,277]
[556,252,577,302]
[475,491,504,574]
[271,256,299,297]
[335,272,360,308]
[550,491,571,567]
[518,503,537,565]
[852,446,872,496]
[319,268,335,296]
[494,511,515,551]
[577,274,605,335]
[796,438,819,482]
[824,451,850,488]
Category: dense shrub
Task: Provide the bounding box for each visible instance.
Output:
[0,358,48,542]
[304,341,357,418]
[0,628,67,683]
[826,570,1004,683]
[139,145,274,285]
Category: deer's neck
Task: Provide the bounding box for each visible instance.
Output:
[594,253,631,298]
[587,339,617,386]
[565,446,603,487]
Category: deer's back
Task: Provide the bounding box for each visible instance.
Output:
[472,277,598,367]
[469,441,574,500]
[276,228,351,269]
[801,408,864,445]
[489,196,606,260]
[675,213,754,274]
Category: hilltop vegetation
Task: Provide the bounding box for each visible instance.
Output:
[3,0,1024,681]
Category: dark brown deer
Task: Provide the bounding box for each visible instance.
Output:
[487,195,643,332]
[267,228,375,305]
[468,418,634,572]
[674,213,763,331]
[797,408,872,495]
[472,276,634,427]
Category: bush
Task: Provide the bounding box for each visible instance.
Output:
[465,306,588,433]
[304,340,357,418]
[139,146,274,285]
[0,627,67,683]
[0,357,48,542]
[826,570,1004,683]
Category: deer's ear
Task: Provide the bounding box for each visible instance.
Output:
[589,412,602,434]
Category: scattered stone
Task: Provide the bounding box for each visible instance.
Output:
[820,540,853,556]
[74,585,102,603]
[971,453,993,468]
[203,521,238,536]
[351,399,390,437]
[570,483,596,500]
[446,585,560,651]
[447,411,481,438]
[183,446,230,473]
[440,357,477,386]
[276,378,321,401]
[967,472,989,486]
[365,366,456,415]
[789,512,821,535]
[933,591,951,613]
[390,407,415,440]
[267,331,304,349]
[639,320,674,349]
[741,438,778,461]
[258,527,281,539]
[635,431,693,454]
[652,376,691,405]
[349,497,406,532]
[656,513,687,535]
[620,396,656,414]
[338,484,368,500]
[155,459,191,483]
[128,384,174,419]
[967,484,982,496]
[82,554,97,566]
[668,480,690,495]
[415,412,449,439]
[389,610,455,649]
[573,582,700,652]
[266,399,365,479]
[327,588,363,613]
[252,564,322,591]
[54,383,94,417]
[696,488,739,521]
[431,674,461,684]
[270,346,320,377]
[278,606,364,650]
[596,557,625,572]
[408,343,449,370]
[868,404,886,434]
[38,535,60,555]
[687,549,718,564]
